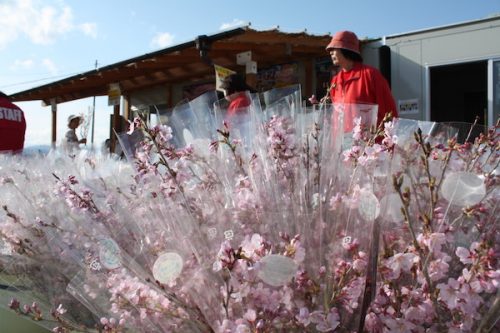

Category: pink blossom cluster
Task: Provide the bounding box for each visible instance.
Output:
[212,232,374,332]
[0,94,498,333]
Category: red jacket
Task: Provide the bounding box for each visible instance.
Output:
[330,63,398,130]
[0,96,26,153]
[227,93,251,117]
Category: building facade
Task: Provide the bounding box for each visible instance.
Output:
[362,16,500,127]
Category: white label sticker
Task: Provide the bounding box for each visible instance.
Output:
[257,254,297,287]
[207,228,217,240]
[224,229,234,240]
[441,171,485,207]
[99,239,121,270]
[152,252,184,284]
[380,193,404,223]
[89,259,102,271]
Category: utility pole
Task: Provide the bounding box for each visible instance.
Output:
[90,60,98,144]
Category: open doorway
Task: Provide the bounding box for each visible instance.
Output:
[430,61,487,124]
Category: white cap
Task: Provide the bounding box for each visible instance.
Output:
[67,114,82,126]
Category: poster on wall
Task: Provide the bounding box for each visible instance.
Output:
[214,64,236,92]
[398,98,419,115]
[256,63,299,91]
[108,83,121,106]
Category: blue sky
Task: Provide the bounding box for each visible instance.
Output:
[1,0,499,147]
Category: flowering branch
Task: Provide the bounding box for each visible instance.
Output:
[213,121,247,176]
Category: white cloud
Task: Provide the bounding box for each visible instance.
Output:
[27,4,73,44]
[0,1,21,48]
[42,58,58,75]
[79,22,97,38]
[8,57,57,76]
[0,0,98,49]
[150,32,175,49]
[11,58,35,70]
[219,19,247,30]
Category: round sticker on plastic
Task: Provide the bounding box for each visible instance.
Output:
[380,193,404,223]
[358,190,380,221]
[183,129,194,144]
[152,252,184,284]
[441,171,485,207]
[257,254,297,287]
[98,238,121,270]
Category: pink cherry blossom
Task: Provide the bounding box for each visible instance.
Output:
[437,278,461,309]
[384,253,418,280]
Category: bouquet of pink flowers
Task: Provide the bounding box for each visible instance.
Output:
[0,86,498,333]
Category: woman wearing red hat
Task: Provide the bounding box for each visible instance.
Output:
[326,31,398,130]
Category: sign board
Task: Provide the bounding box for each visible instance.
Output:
[236,51,252,65]
[108,83,121,106]
[214,64,236,92]
[398,98,419,115]
[256,63,298,91]
[246,61,257,74]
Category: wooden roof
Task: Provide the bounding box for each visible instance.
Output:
[10,26,332,105]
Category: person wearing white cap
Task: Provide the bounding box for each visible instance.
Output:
[326,30,398,130]
[64,114,86,152]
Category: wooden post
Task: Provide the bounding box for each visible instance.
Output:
[246,73,257,91]
[110,103,120,153]
[51,99,57,148]
[245,61,258,91]
[167,84,173,108]
[123,95,131,122]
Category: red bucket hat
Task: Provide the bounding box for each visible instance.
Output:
[326,30,360,54]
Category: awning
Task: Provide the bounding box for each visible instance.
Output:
[10,26,332,105]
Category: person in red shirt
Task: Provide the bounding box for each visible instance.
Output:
[326,31,398,131]
[0,91,26,154]
[220,73,254,118]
